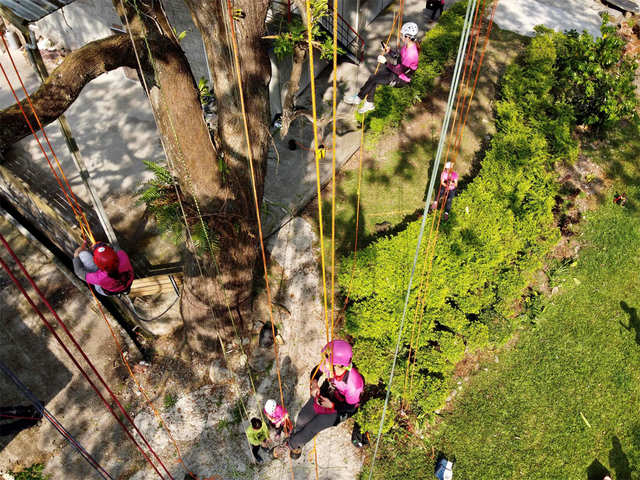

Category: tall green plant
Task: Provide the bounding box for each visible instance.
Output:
[136,161,217,254]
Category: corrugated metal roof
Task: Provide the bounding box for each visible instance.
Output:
[0,0,76,22]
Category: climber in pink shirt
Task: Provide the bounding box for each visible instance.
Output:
[345,22,421,114]
[286,340,364,459]
[73,242,134,296]
[430,162,459,220]
[264,399,292,439]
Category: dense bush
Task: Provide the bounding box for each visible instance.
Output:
[361,1,469,136]
[553,20,638,128]
[341,28,589,435]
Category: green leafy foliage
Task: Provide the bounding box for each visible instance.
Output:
[273,0,342,61]
[12,464,49,480]
[163,392,177,409]
[197,77,214,106]
[136,161,216,254]
[361,1,469,136]
[342,27,578,432]
[345,20,639,478]
[553,20,638,128]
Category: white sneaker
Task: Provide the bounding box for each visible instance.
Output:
[358,101,375,114]
[344,94,362,105]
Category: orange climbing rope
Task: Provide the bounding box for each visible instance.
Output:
[0,34,95,244]
[304,0,331,346]
[338,11,400,318]
[401,0,487,405]
[223,2,296,478]
[403,0,499,404]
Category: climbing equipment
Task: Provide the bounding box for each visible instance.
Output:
[322,339,353,367]
[93,244,119,271]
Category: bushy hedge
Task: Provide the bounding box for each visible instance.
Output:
[361,1,469,136]
[343,30,576,435]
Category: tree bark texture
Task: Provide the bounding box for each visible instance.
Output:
[0,35,148,152]
[113,0,220,210]
[181,0,273,355]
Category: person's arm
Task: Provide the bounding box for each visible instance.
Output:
[309,364,323,397]
[72,256,89,280]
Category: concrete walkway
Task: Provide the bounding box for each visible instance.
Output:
[494,0,615,38]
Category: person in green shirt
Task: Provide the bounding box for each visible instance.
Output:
[246,417,269,463]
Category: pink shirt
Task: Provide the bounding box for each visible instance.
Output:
[389,43,419,83]
[441,170,459,190]
[264,404,287,425]
[313,363,364,414]
[85,251,134,293]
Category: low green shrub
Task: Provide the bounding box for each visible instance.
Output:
[340,28,583,431]
[11,464,49,480]
[553,20,638,129]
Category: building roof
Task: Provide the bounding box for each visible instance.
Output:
[0,0,76,23]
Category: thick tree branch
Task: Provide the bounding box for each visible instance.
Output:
[0,34,167,152]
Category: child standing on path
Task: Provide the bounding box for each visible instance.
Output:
[245,417,269,464]
[264,399,292,439]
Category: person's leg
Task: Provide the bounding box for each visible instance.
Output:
[289,412,338,450]
[293,398,316,432]
[444,188,457,214]
[251,444,263,462]
[359,70,396,102]
[357,73,379,101]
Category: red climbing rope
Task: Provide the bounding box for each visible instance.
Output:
[0,232,174,480]
[0,33,95,244]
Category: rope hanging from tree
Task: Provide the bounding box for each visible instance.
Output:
[0,232,173,479]
[0,358,115,480]
[366,1,480,477]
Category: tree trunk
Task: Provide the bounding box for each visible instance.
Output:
[279,43,308,137]
[0,1,272,357]
[182,0,272,354]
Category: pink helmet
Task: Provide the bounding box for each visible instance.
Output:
[322,340,353,367]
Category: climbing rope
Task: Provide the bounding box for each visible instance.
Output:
[330,0,339,343]
[0,358,115,480]
[405,0,498,404]
[304,0,334,346]
[0,34,95,244]
[337,10,399,318]
[0,233,172,479]
[366,1,478,478]
[401,0,487,406]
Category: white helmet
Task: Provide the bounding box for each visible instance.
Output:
[264,399,277,416]
[401,22,418,39]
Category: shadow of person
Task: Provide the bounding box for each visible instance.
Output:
[586,458,609,480]
[620,301,640,346]
[609,436,632,480]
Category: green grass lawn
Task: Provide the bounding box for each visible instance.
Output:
[320,137,436,258]
[427,121,640,480]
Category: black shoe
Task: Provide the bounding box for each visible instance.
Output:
[255,454,264,464]
[289,447,302,459]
